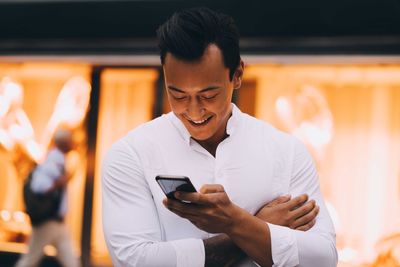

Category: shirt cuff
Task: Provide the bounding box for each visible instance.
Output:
[170,238,205,267]
[268,223,299,267]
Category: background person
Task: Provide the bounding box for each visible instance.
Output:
[16,128,80,267]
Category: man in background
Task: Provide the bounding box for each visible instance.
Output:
[16,129,80,267]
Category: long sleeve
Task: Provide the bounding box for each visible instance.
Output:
[101,139,205,267]
[31,148,65,193]
[268,139,338,267]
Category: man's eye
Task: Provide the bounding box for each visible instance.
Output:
[201,94,218,100]
[173,95,187,100]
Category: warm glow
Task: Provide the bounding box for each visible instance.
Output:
[43,245,57,256]
[245,64,400,266]
[0,210,11,222]
[3,77,23,106]
[274,84,333,149]
[1,61,399,266]
[0,62,91,255]
[12,211,26,223]
[39,76,91,161]
[339,247,358,262]
[91,68,159,265]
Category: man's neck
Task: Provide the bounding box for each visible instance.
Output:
[196,133,229,157]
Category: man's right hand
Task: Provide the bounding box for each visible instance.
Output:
[255,194,319,231]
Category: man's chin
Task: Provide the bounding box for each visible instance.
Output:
[189,132,211,141]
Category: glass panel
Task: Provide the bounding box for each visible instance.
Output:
[91,68,159,265]
[244,64,400,267]
[0,63,91,256]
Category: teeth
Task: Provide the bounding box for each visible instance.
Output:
[190,117,209,124]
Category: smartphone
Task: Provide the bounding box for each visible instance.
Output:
[155,175,197,201]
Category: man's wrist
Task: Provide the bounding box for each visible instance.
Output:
[225,205,253,238]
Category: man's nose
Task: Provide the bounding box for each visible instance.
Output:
[187,98,205,119]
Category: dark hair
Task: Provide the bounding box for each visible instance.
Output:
[157,7,241,80]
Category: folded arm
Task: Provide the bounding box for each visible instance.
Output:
[166,139,337,267]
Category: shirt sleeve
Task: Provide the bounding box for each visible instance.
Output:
[268,138,338,267]
[102,139,205,267]
[31,149,65,193]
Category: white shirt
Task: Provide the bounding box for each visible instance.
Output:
[102,104,337,267]
[31,148,68,217]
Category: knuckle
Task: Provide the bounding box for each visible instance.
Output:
[299,206,308,215]
[304,204,312,213]
[302,213,311,221]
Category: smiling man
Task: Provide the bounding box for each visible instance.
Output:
[163,43,241,156]
[102,7,337,267]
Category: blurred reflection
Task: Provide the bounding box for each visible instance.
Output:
[0,76,91,163]
[245,64,400,267]
[275,84,333,160]
[40,77,91,156]
[0,74,91,252]
[0,77,41,161]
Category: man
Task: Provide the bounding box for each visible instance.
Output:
[16,129,80,267]
[102,7,337,267]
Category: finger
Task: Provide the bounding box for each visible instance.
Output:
[268,194,291,206]
[174,192,212,205]
[296,218,316,231]
[292,205,319,229]
[164,198,203,216]
[286,194,308,210]
[174,191,200,202]
[176,185,226,204]
[199,184,225,194]
[291,199,315,219]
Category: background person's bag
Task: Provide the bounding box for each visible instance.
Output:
[23,169,62,226]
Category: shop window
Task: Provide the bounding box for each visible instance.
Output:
[0,63,91,257]
[244,64,400,266]
[90,68,158,265]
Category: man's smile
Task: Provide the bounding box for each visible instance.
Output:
[186,115,213,127]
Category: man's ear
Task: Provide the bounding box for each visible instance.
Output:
[233,60,244,90]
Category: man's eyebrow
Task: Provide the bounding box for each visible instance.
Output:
[167,85,220,93]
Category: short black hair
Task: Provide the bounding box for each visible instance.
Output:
[157,7,241,80]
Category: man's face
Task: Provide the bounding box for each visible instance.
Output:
[163,44,242,145]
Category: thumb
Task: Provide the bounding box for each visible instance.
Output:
[200,184,225,194]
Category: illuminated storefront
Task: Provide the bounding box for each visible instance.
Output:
[0,60,399,267]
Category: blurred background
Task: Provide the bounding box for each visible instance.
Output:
[0,0,399,266]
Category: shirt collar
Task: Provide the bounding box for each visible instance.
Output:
[167,103,242,145]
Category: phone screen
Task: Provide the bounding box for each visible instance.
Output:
[156,175,197,201]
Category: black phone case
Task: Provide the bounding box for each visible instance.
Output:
[156,175,197,200]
